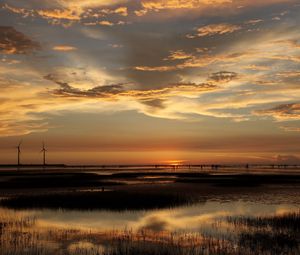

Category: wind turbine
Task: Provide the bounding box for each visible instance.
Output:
[16,140,22,166]
[41,142,47,166]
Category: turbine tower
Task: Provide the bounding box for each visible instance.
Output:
[16,141,22,166]
[41,142,47,166]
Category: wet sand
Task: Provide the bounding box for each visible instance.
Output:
[0,169,299,210]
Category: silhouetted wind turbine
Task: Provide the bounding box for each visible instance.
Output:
[41,142,47,166]
[16,140,22,166]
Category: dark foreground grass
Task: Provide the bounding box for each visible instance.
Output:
[227,211,300,233]
[238,232,298,254]
[105,213,300,255]
[1,212,299,255]
[227,212,300,255]
[0,190,194,211]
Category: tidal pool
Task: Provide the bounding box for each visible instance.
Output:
[0,182,299,255]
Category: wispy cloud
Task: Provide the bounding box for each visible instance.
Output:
[1,0,300,141]
[280,126,300,132]
[187,23,242,38]
[255,103,300,121]
[36,8,81,21]
[2,2,129,27]
[164,50,193,60]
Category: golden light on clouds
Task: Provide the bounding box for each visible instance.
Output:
[140,0,233,11]
[0,0,300,163]
[57,0,128,9]
[98,21,114,26]
[52,45,77,51]
[36,9,81,21]
[190,23,242,38]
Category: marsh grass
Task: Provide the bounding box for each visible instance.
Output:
[104,230,237,255]
[0,214,106,255]
[227,212,300,254]
[1,211,300,255]
[227,211,300,232]
[0,215,50,255]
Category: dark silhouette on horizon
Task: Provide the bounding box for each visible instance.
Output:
[16,140,22,166]
[40,142,47,166]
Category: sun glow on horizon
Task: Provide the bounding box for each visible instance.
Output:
[0,0,300,164]
[164,160,187,166]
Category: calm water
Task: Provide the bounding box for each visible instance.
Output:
[1,186,299,235]
[0,170,299,254]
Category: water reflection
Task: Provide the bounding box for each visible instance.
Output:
[1,201,298,234]
[1,195,299,255]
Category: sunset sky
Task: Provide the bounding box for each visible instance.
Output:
[0,0,300,164]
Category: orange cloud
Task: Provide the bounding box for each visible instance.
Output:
[58,0,128,9]
[164,50,193,60]
[135,65,177,72]
[140,0,232,12]
[98,20,114,26]
[133,0,296,20]
[36,9,81,20]
[189,23,242,38]
[52,45,77,51]
[134,51,255,72]
[3,2,128,27]
[113,7,128,16]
